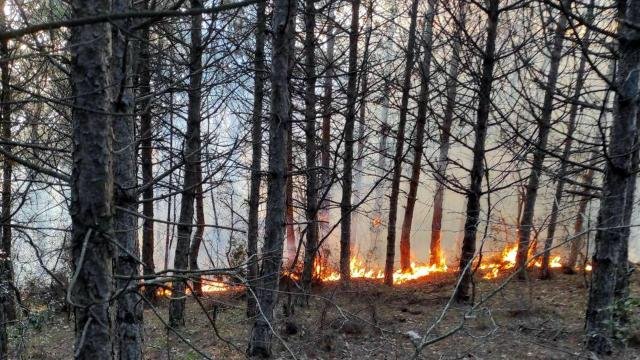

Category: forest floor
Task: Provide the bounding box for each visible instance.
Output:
[14,269,640,359]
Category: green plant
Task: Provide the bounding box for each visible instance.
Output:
[609,297,640,346]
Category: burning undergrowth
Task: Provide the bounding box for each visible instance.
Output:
[154,243,585,297]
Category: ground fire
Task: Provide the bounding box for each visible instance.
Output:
[157,243,579,296]
[479,243,562,279]
[156,279,236,297]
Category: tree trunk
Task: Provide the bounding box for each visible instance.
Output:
[561,166,594,273]
[339,0,360,284]
[285,127,295,262]
[585,0,640,353]
[372,4,398,248]
[164,87,175,272]
[138,0,156,303]
[399,0,437,272]
[112,0,143,358]
[318,6,335,242]
[301,0,318,294]
[169,0,203,327]
[247,0,297,355]
[69,0,114,357]
[189,163,205,296]
[246,0,267,318]
[430,0,466,267]
[454,0,499,303]
[0,1,8,344]
[285,124,295,261]
[0,0,15,325]
[384,0,420,285]
[0,279,5,359]
[516,0,571,277]
[614,147,638,307]
[352,0,373,249]
[539,10,591,278]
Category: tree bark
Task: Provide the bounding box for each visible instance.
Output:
[454,0,499,303]
[539,9,591,278]
[352,0,373,249]
[318,6,335,242]
[246,0,267,318]
[164,86,175,272]
[399,0,437,272]
[301,0,318,294]
[189,163,205,296]
[585,0,640,353]
[138,0,156,303]
[430,0,466,267]
[169,0,203,327]
[339,0,360,284]
[0,0,15,325]
[561,166,594,273]
[0,275,5,360]
[516,0,571,277]
[285,126,295,262]
[372,4,399,247]
[0,1,8,342]
[247,0,297,355]
[69,0,114,357]
[615,147,638,306]
[112,0,143,358]
[384,0,420,285]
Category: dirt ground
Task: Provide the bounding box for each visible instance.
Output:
[14,269,640,359]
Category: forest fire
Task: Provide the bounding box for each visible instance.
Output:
[480,243,520,279]
[314,243,570,284]
[479,243,564,279]
[318,256,449,284]
[154,244,572,297]
[155,279,234,297]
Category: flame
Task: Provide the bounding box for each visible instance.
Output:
[532,256,562,269]
[502,244,518,264]
[480,243,583,279]
[317,256,448,284]
[154,278,235,297]
[152,242,588,297]
[201,280,231,293]
[479,243,518,279]
[155,287,173,297]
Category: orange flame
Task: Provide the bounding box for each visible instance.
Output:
[154,278,235,297]
[480,243,575,279]
[317,255,448,284]
[152,242,587,297]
